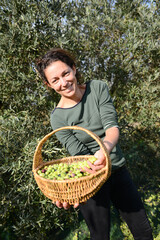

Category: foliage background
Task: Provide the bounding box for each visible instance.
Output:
[0,0,159,239]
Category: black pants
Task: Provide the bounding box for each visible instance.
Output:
[79,166,153,240]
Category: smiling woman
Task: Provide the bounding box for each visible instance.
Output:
[35,48,153,240]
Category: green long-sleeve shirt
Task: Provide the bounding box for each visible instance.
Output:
[50,80,126,171]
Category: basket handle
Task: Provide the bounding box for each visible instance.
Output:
[33,126,111,172]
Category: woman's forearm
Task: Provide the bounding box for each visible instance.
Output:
[103,127,120,154]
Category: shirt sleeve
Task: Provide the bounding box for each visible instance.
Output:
[50,113,91,156]
[94,81,119,131]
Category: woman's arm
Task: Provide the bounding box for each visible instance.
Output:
[102,126,120,154]
[51,115,91,156]
[84,126,119,173]
[55,129,91,156]
[84,81,120,173]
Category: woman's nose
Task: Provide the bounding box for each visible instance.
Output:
[60,77,68,87]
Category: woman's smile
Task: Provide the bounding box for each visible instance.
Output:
[61,83,73,91]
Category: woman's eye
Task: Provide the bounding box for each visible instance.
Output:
[52,79,58,84]
[64,71,69,76]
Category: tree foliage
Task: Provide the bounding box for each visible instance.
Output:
[0,0,159,239]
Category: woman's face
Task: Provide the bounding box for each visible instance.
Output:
[44,60,78,98]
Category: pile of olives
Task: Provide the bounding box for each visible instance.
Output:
[37,156,97,180]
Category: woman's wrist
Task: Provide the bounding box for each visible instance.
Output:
[103,140,114,154]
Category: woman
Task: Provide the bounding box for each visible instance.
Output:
[36,48,153,240]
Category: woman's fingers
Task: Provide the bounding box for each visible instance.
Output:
[94,150,100,159]
[83,161,105,174]
[74,202,79,208]
[54,200,78,210]
[56,201,71,209]
[94,150,106,165]
[88,160,105,170]
[83,166,96,174]
[94,158,105,166]
[63,202,71,210]
[56,200,63,208]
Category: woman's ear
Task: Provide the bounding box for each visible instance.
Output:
[44,80,50,87]
[43,80,52,90]
[72,65,76,75]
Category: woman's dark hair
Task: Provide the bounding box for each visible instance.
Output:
[35,48,81,83]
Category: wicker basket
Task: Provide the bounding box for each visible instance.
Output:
[32,126,111,205]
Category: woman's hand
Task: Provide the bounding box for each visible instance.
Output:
[53,200,79,210]
[83,149,106,174]
[84,127,119,174]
